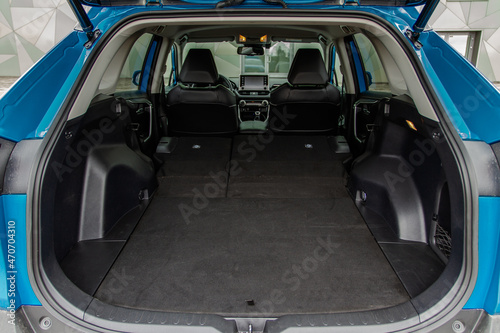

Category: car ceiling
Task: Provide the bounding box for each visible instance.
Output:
[150,24,358,44]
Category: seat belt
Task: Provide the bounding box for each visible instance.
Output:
[159,76,169,136]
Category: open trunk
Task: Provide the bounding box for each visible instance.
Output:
[40,94,456,320]
[32,11,469,332]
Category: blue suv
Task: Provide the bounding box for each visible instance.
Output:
[1,0,500,332]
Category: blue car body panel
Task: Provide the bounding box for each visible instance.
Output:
[0,195,40,309]
[0,32,84,142]
[465,197,500,314]
[0,0,499,317]
[418,31,500,144]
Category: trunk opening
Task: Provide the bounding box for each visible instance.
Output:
[40,93,456,319]
[31,12,471,332]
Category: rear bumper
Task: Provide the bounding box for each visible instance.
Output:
[3,306,500,333]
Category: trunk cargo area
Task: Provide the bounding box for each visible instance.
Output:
[91,136,411,315]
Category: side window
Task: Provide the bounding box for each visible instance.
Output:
[328,45,343,87]
[163,46,175,86]
[352,34,389,92]
[116,33,154,93]
[334,52,343,87]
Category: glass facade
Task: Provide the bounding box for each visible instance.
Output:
[428,0,500,84]
[0,0,77,77]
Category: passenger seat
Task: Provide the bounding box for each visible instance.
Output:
[269,49,341,133]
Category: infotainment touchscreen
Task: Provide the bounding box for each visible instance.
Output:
[240,75,269,90]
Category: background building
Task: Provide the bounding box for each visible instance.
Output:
[428,0,500,86]
[0,0,76,76]
[0,0,499,85]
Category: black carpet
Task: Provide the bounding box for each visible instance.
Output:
[379,243,445,298]
[228,135,347,198]
[94,198,409,315]
[94,136,409,315]
[156,137,232,198]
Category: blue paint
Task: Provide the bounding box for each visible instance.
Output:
[419,31,500,143]
[464,196,500,314]
[417,49,475,140]
[172,46,177,85]
[350,40,367,93]
[129,0,329,4]
[0,32,83,142]
[0,195,40,310]
[141,40,158,92]
[330,45,336,84]
[85,5,421,35]
[81,0,427,5]
[33,35,92,139]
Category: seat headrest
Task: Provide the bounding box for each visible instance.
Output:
[179,49,219,85]
[288,49,329,85]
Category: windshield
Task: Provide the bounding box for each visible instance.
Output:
[181,41,324,87]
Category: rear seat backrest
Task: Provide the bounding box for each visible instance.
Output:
[269,49,341,134]
[165,49,238,136]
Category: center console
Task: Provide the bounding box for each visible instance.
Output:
[237,75,270,132]
[239,99,269,122]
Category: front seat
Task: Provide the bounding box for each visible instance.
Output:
[166,49,238,135]
[269,49,341,133]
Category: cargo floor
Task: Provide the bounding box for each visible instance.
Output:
[94,197,409,316]
[93,136,410,316]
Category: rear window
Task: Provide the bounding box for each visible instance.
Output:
[116,33,154,92]
[353,34,389,92]
[183,42,241,79]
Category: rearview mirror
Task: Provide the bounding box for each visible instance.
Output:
[237,46,264,56]
[366,71,373,86]
[132,70,142,86]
